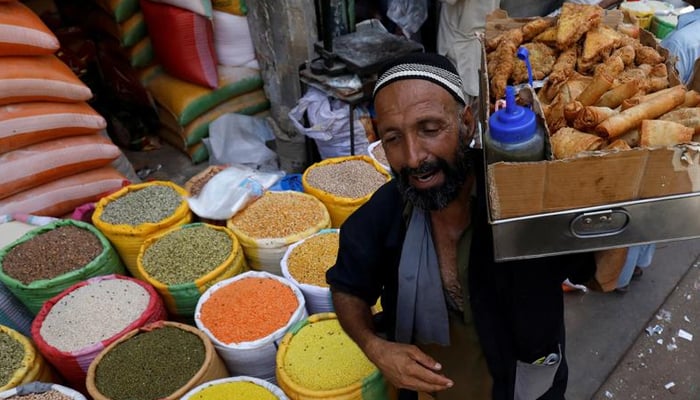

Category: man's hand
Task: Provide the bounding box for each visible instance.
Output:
[365,337,454,393]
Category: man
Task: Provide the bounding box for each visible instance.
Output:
[326,53,596,400]
[661,1,700,86]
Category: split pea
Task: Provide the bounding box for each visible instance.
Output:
[0,330,25,387]
[100,185,182,226]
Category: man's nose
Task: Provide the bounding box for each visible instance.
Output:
[403,135,427,169]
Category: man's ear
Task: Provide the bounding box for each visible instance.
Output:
[461,104,477,140]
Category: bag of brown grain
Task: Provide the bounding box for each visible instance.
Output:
[280,229,339,314]
[0,382,86,400]
[302,155,391,228]
[226,191,330,275]
[31,274,168,392]
[86,321,228,400]
[135,223,247,321]
[0,219,125,314]
[0,325,54,392]
[194,271,307,383]
[92,181,192,274]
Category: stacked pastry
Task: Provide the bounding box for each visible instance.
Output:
[485,3,700,160]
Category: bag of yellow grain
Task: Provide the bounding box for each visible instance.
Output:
[0,219,125,315]
[181,376,288,400]
[194,270,307,383]
[0,382,87,400]
[280,229,339,314]
[31,274,168,393]
[92,181,192,275]
[226,191,330,275]
[276,312,393,400]
[302,155,391,228]
[136,223,247,321]
[86,320,228,400]
[0,325,53,392]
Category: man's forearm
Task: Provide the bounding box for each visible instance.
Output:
[331,290,386,361]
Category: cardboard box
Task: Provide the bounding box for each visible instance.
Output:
[480,9,700,260]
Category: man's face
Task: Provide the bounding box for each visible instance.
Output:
[374,79,474,210]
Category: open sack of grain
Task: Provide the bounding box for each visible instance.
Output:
[0,325,53,392]
[302,155,391,228]
[0,381,87,400]
[31,274,167,392]
[0,220,124,315]
[136,223,247,321]
[280,229,339,314]
[226,191,330,275]
[194,271,307,383]
[181,376,288,400]
[276,312,393,399]
[86,320,228,400]
[92,181,192,273]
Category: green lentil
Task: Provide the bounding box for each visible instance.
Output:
[100,185,182,226]
[142,225,232,285]
[6,390,72,400]
[95,326,205,400]
[283,318,376,390]
[0,330,25,387]
[306,160,387,199]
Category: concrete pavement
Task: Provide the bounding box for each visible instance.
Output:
[565,238,700,400]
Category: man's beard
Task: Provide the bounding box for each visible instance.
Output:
[395,136,473,211]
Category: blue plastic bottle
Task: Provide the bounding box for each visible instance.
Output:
[485,85,545,163]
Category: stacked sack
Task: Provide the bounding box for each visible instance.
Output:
[0,1,128,217]
[86,0,152,68]
[138,0,270,163]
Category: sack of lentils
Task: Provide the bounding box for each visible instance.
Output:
[0,325,54,392]
[85,321,228,400]
[181,376,288,400]
[0,382,87,400]
[276,312,392,400]
[31,274,168,392]
[136,223,247,321]
[280,229,339,315]
[194,271,307,383]
[92,181,192,275]
[0,219,125,315]
[302,155,391,228]
[226,191,330,275]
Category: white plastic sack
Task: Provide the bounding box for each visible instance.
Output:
[212,11,259,68]
[387,0,428,36]
[204,113,279,170]
[186,165,283,220]
[280,229,337,315]
[148,0,212,17]
[181,376,289,400]
[288,87,370,160]
[367,141,391,173]
[194,271,307,383]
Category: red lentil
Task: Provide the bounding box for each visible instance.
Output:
[200,277,298,344]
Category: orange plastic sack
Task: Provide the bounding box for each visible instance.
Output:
[140,0,218,88]
[0,167,128,216]
[0,1,60,56]
[0,135,121,199]
[0,56,93,105]
[0,102,107,153]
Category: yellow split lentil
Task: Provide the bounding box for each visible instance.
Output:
[229,192,327,239]
[287,232,339,287]
[283,318,376,390]
[189,381,277,400]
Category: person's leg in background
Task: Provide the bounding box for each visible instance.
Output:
[615,244,656,293]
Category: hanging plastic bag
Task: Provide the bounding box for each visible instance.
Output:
[288,87,369,159]
[386,0,428,36]
[204,114,279,171]
[186,165,284,220]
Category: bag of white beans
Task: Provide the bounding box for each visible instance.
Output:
[30,274,167,392]
[0,382,86,400]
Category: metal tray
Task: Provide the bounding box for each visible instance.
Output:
[490,192,700,261]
